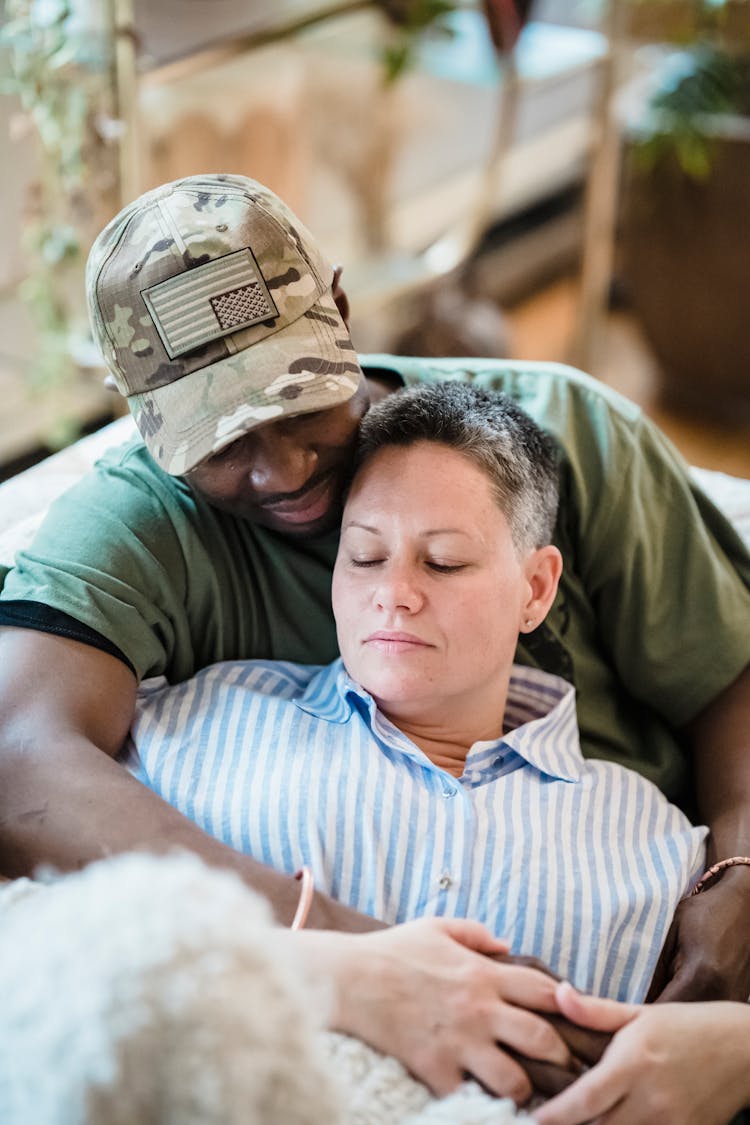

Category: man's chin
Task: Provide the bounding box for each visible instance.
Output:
[254,470,345,537]
[256,504,342,539]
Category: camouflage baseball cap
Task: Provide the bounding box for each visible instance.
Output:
[86,174,362,474]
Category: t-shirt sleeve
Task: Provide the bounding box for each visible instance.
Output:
[561,405,750,727]
[0,455,193,681]
[0,600,136,672]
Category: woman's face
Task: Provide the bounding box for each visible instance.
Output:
[332,441,537,728]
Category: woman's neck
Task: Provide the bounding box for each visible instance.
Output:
[378,694,508,779]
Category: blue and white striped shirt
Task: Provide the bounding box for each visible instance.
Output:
[125,659,707,1002]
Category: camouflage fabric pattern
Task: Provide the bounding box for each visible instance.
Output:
[86,174,361,475]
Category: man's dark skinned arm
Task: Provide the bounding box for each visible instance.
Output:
[0,627,380,932]
[648,662,750,1002]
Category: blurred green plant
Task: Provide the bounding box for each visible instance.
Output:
[0,0,118,429]
[374,0,458,83]
[633,43,750,179]
[627,0,750,180]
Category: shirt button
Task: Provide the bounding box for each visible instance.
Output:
[442,787,456,798]
[493,756,503,767]
[439,873,453,890]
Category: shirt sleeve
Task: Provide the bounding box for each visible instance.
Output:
[0,600,135,673]
[0,445,341,683]
[566,407,750,727]
[0,452,193,681]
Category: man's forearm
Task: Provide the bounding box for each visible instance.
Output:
[688,663,750,861]
[0,736,381,933]
[657,660,750,1002]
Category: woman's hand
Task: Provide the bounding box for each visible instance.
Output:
[533,983,750,1125]
[295,917,575,1105]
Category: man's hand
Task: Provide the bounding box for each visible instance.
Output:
[490,952,611,1098]
[298,917,577,1105]
[533,984,750,1125]
[646,865,750,1002]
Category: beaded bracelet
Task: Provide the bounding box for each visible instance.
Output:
[690,856,750,896]
[290,866,314,930]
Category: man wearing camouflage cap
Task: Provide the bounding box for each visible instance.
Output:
[1,173,750,1048]
[87,175,365,484]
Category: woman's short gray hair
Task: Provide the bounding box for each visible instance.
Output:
[354,382,559,553]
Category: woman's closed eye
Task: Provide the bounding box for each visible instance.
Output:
[348,557,468,574]
[427,561,467,574]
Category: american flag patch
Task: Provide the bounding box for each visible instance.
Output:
[142,248,278,358]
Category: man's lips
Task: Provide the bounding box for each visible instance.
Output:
[363,631,433,651]
[257,472,337,525]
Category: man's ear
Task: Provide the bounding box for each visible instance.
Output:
[332,265,351,328]
[520,545,563,633]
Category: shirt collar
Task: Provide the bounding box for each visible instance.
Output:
[297,661,581,782]
[295,659,353,724]
[296,663,436,765]
[495,666,581,782]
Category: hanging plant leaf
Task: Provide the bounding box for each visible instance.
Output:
[0,0,119,423]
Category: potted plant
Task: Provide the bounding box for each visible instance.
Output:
[618,0,750,418]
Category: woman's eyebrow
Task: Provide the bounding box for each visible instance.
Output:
[341,520,380,534]
[342,521,472,540]
[423,529,472,539]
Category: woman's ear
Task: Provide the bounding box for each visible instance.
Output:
[520,546,563,633]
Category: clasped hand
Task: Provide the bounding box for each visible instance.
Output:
[295,917,608,1105]
[295,878,750,1113]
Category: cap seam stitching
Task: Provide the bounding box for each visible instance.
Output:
[166,179,327,290]
[246,196,327,292]
[101,205,177,385]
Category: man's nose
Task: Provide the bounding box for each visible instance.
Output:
[248,432,317,495]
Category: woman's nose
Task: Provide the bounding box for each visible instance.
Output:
[247,430,317,495]
[374,564,424,614]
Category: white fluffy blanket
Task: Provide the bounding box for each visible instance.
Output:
[0,854,527,1125]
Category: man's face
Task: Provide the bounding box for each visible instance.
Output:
[332,441,531,728]
[184,376,370,536]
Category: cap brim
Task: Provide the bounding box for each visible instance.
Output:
[128,294,362,475]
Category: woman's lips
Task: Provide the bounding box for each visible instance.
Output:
[258,473,336,526]
[364,631,433,651]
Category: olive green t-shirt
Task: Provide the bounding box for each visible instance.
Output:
[2,356,750,806]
